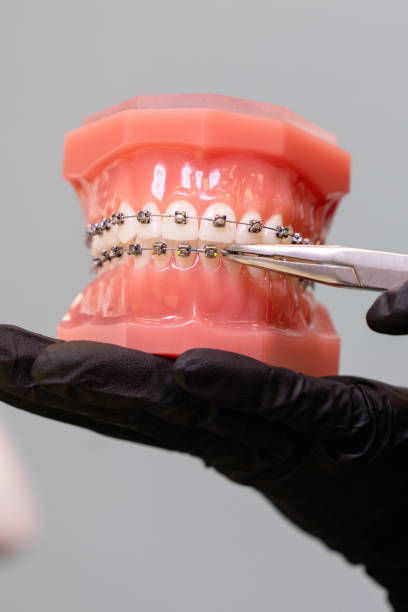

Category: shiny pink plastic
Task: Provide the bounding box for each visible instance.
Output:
[58,94,351,376]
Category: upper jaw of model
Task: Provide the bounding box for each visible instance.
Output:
[87,154,318,275]
[58,94,350,376]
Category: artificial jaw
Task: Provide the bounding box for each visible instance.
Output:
[58,95,350,375]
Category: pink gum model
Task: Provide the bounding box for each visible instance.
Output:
[58,94,350,376]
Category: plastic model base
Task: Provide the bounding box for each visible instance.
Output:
[58,94,350,376]
[58,318,339,377]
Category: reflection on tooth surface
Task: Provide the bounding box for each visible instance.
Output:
[199,203,236,243]
[162,201,198,240]
[118,202,138,244]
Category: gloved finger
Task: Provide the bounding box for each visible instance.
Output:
[0,387,174,450]
[0,384,266,482]
[366,280,408,335]
[31,340,301,454]
[0,327,256,474]
[173,348,382,446]
[0,325,185,450]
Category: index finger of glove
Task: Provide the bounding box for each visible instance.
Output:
[173,348,377,443]
[0,325,182,449]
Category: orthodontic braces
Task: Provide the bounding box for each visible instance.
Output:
[86,210,310,248]
[92,239,316,292]
[92,241,221,271]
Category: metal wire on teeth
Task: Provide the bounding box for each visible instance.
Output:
[85,209,310,247]
[92,241,221,271]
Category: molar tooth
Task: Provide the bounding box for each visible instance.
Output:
[118,202,138,244]
[162,201,198,241]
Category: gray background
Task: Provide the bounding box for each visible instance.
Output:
[0,0,405,609]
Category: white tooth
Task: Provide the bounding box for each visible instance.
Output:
[235,211,263,279]
[198,240,220,271]
[152,241,172,270]
[137,202,162,239]
[170,239,198,270]
[199,203,236,272]
[199,203,236,243]
[100,224,119,253]
[118,202,138,244]
[235,210,264,244]
[162,201,198,241]
[263,214,284,245]
[91,233,104,257]
[223,257,242,276]
[133,238,154,270]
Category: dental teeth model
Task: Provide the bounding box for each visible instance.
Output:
[58,94,350,376]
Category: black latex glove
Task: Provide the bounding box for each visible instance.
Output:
[2,281,408,611]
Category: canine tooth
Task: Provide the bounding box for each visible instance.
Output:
[199,203,236,243]
[235,211,264,279]
[236,211,264,244]
[199,203,236,272]
[118,202,138,244]
[137,202,162,238]
[263,214,284,244]
[162,201,198,240]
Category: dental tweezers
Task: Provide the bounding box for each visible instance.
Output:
[222,244,408,291]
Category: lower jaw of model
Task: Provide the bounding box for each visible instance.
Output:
[58,150,341,376]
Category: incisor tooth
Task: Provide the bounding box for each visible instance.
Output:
[162,201,198,240]
[137,202,162,238]
[118,202,138,244]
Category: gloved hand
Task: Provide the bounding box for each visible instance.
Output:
[1,281,408,611]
